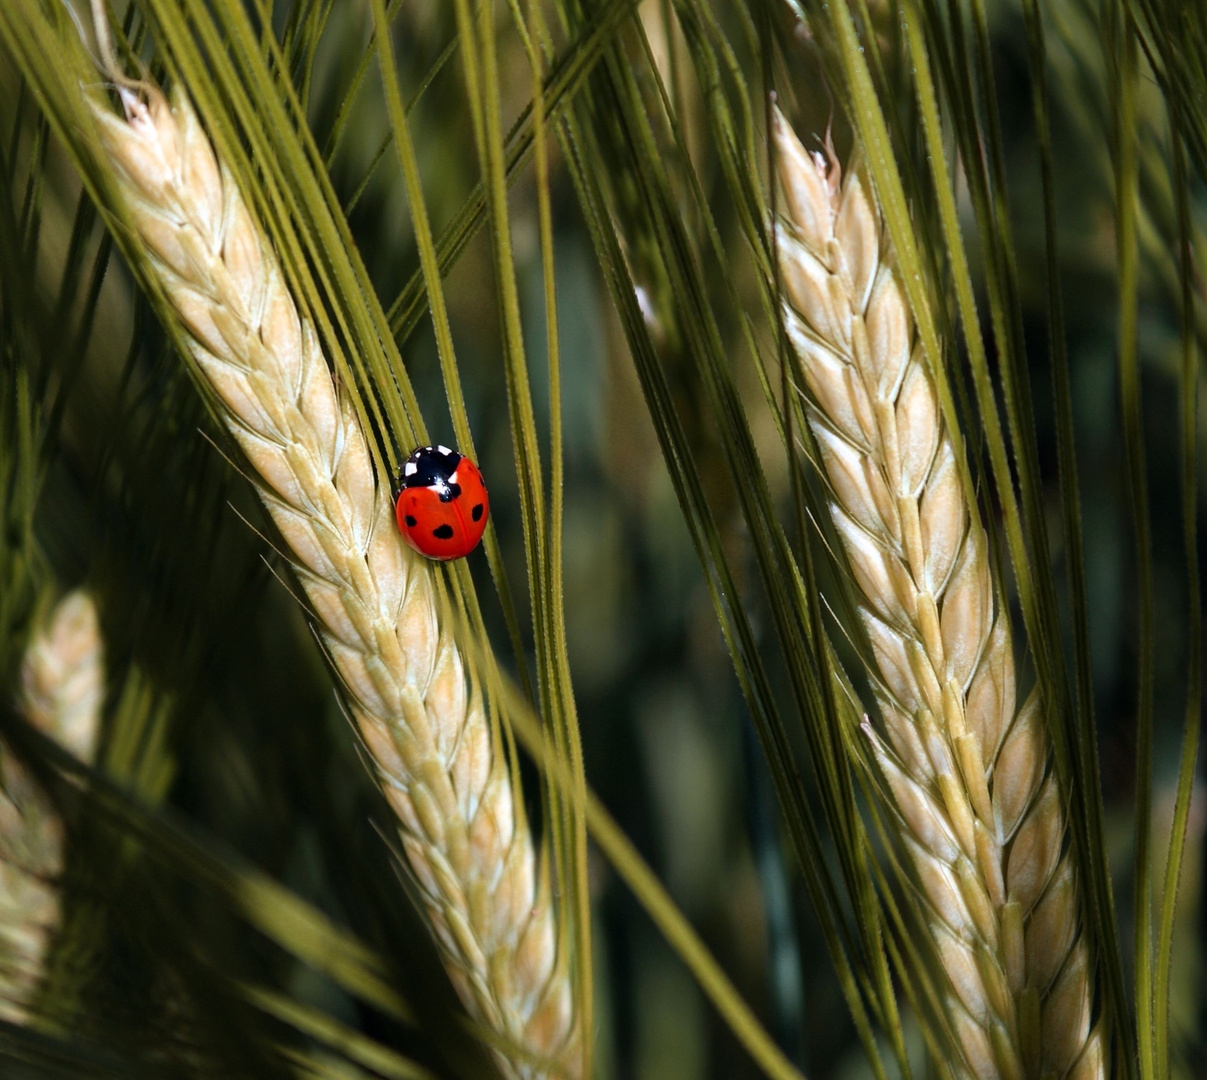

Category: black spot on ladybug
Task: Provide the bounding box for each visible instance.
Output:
[442,482,462,502]
[433,524,454,540]
[404,514,417,527]
[472,503,484,522]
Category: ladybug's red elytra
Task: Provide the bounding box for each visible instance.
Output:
[395,445,489,561]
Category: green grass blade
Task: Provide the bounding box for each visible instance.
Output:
[1153,111,1201,1080]
[507,0,595,1046]
[479,656,809,1080]
[241,985,438,1080]
[1107,10,1154,1076]
[320,0,407,163]
[370,0,533,699]
[449,0,592,1062]
[1017,0,1132,1065]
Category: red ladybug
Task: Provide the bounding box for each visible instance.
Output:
[394,445,489,561]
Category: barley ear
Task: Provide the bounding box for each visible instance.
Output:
[86,83,578,1079]
[773,108,1103,1080]
[1,591,103,1023]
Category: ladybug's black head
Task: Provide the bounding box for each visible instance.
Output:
[400,445,463,502]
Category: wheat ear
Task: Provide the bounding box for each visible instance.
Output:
[88,84,576,1079]
[1,591,103,1023]
[772,111,1103,1080]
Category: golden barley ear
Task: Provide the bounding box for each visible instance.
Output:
[1,591,104,1024]
[86,83,577,1079]
[772,107,1104,1080]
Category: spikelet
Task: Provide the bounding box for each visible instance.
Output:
[773,109,1103,1080]
[0,591,103,1023]
[87,83,577,1079]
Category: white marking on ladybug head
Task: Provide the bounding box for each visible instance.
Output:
[438,445,452,456]
[404,462,418,476]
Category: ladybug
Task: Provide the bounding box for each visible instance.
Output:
[394,445,490,561]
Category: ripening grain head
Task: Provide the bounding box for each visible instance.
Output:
[0,591,103,1024]
[89,83,577,1078]
[773,108,1103,1080]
